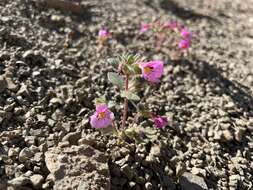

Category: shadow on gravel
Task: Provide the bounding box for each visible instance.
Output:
[183,59,253,115]
[172,59,253,189]
[26,1,94,34]
[146,0,221,24]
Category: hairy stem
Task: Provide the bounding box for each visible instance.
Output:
[122,75,129,129]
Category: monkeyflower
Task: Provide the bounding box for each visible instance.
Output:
[178,39,190,50]
[180,28,192,40]
[98,28,111,38]
[139,60,164,83]
[90,104,114,128]
[153,116,168,129]
[140,23,151,33]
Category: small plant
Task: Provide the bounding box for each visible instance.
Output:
[97,28,111,51]
[90,53,168,143]
[140,19,195,58]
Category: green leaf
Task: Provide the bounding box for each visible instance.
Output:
[121,91,140,101]
[107,57,119,68]
[108,100,116,108]
[124,126,157,144]
[143,127,157,135]
[123,64,136,75]
[124,127,139,138]
[107,72,124,89]
[99,125,116,135]
[93,95,107,106]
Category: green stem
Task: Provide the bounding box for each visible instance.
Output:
[121,75,129,129]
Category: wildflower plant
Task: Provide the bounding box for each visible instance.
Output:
[97,28,111,51]
[140,19,195,58]
[90,53,168,143]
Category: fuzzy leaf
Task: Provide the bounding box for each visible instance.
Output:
[143,127,157,135]
[93,95,107,106]
[123,64,136,75]
[121,91,140,101]
[124,126,157,144]
[124,127,139,138]
[108,100,116,108]
[99,125,116,135]
[107,72,124,89]
[107,57,119,68]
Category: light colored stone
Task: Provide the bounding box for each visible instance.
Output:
[179,172,208,190]
[45,145,110,190]
[30,174,44,189]
[19,148,34,163]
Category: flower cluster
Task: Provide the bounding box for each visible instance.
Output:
[178,27,192,50]
[139,20,194,51]
[91,20,193,141]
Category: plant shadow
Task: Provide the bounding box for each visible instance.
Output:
[145,0,221,24]
[176,59,253,115]
[170,58,253,189]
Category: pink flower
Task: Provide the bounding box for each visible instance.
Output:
[153,116,168,129]
[98,29,111,38]
[140,23,151,33]
[163,21,179,29]
[178,39,190,50]
[139,60,164,83]
[180,28,192,39]
[90,104,114,128]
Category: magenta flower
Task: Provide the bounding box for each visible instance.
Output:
[90,104,114,128]
[180,28,192,39]
[139,60,164,83]
[140,23,151,33]
[98,29,111,38]
[178,39,190,50]
[153,116,168,129]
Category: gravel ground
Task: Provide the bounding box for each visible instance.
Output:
[0,0,253,190]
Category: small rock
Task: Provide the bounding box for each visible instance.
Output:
[22,50,34,59]
[176,162,186,177]
[17,83,30,97]
[45,152,62,174]
[8,147,19,157]
[121,164,134,180]
[5,77,18,91]
[37,114,47,123]
[191,167,206,177]
[29,128,44,137]
[179,172,208,190]
[33,152,43,162]
[19,148,34,162]
[128,181,136,188]
[120,147,131,156]
[135,176,145,184]
[223,130,233,141]
[30,174,44,189]
[25,136,36,146]
[150,145,161,157]
[5,165,15,177]
[0,76,7,92]
[145,182,152,190]
[62,131,81,145]
[234,128,245,142]
[8,176,31,187]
